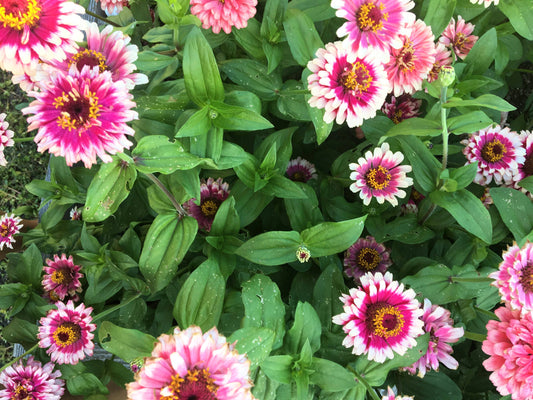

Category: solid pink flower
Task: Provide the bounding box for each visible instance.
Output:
[381,386,414,400]
[42,254,83,302]
[439,16,478,60]
[331,0,415,61]
[332,271,424,362]
[97,0,129,14]
[461,125,525,186]
[0,213,22,250]
[344,236,392,281]
[427,42,453,83]
[307,41,390,128]
[38,300,96,365]
[384,19,436,96]
[0,356,64,400]
[482,306,533,399]
[402,298,463,377]
[470,0,499,6]
[349,142,413,206]
[184,177,230,231]
[126,326,255,400]
[190,0,257,34]
[381,94,422,124]
[0,0,84,76]
[286,157,317,183]
[23,66,138,168]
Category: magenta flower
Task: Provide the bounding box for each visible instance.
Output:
[126,326,255,400]
[307,41,390,128]
[439,16,478,60]
[185,178,230,231]
[190,0,257,34]
[0,213,22,251]
[23,66,137,168]
[349,142,413,206]
[0,356,64,400]
[69,205,82,221]
[0,0,84,76]
[332,271,424,362]
[286,157,317,183]
[515,131,533,193]
[482,306,533,399]
[331,0,415,61]
[97,0,129,14]
[38,300,96,365]
[427,42,453,83]
[462,125,525,186]
[381,94,422,124]
[42,254,83,302]
[344,236,392,281]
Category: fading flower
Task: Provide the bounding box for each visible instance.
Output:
[344,236,392,281]
[42,254,83,302]
[286,157,317,182]
[190,0,257,34]
[427,42,453,83]
[97,0,129,14]
[70,205,82,220]
[480,187,493,209]
[439,16,478,60]
[0,213,22,250]
[185,178,230,231]
[381,94,422,124]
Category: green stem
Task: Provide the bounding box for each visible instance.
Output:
[144,173,187,217]
[464,330,487,342]
[0,343,39,373]
[92,292,142,322]
[85,9,121,27]
[13,136,35,143]
[347,366,381,400]
[449,277,494,283]
[440,85,449,173]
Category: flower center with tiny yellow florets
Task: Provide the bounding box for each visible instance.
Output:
[341,62,373,95]
[367,303,405,338]
[365,165,392,190]
[200,198,220,218]
[53,89,101,132]
[53,322,81,347]
[397,41,415,72]
[454,32,467,52]
[357,247,381,271]
[69,49,108,73]
[481,139,507,163]
[356,1,388,32]
[0,0,41,31]
[0,222,9,237]
[160,368,218,400]
[13,384,30,399]
[51,268,73,285]
[392,110,403,124]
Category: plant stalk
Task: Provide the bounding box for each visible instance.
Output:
[440,85,450,173]
[13,137,36,143]
[0,343,39,373]
[85,9,121,27]
[348,366,381,400]
[144,173,188,217]
[93,292,142,322]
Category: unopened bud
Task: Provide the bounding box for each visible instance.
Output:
[296,246,311,263]
[438,66,455,87]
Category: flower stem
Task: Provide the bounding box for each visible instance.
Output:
[93,292,142,322]
[463,331,487,342]
[347,366,381,400]
[85,9,121,27]
[0,343,39,373]
[144,173,187,217]
[13,136,35,143]
[440,85,449,173]
[449,276,494,283]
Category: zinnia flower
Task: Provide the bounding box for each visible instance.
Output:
[97,0,129,14]
[402,298,463,377]
[38,300,96,365]
[0,213,22,250]
[286,157,317,182]
[42,254,83,302]
[515,131,533,193]
[470,0,498,6]
[482,305,533,399]
[23,65,138,168]
[190,0,257,34]
[427,42,453,83]
[349,142,413,206]
[70,205,82,220]
[461,125,525,186]
[344,236,392,281]
[381,386,414,400]
[332,271,424,362]
[439,16,478,60]
[185,177,230,231]
[0,0,84,76]
[331,0,415,61]
[0,356,64,400]
[126,326,255,400]
[381,94,422,124]
[384,19,436,96]
[307,41,390,128]
[0,112,14,166]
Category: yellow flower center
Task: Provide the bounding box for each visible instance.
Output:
[160,368,218,400]
[0,0,41,31]
[368,303,405,338]
[365,165,391,190]
[0,222,9,237]
[356,2,388,32]
[519,264,533,293]
[341,62,373,94]
[481,139,507,163]
[357,247,381,271]
[69,49,108,73]
[392,110,403,124]
[53,322,81,347]
[13,384,30,399]
[200,199,220,218]
[51,268,73,285]
[397,41,416,72]
[53,88,101,132]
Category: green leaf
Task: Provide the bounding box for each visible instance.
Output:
[66,373,108,396]
[443,94,516,112]
[3,318,38,347]
[83,158,137,222]
[286,302,322,354]
[220,59,282,100]
[448,111,492,135]
[498,0,533,40]
[98,321,155,363]
[386,117,442,137]
[236,231,301,265]
[262,41,282,74]
[309,358,357,392]
[464,28,497,75]
[518,176,533,193]
[173,260,225,331]
[230,327,276,368]
[312,265,346,330]
[175,107,212,138]
[429,189,492,243]
[424,0,456,37]
[396,135,440,193]
[284,184,324,231]
[261,355,293,384]
[306,96,334,145]
[210,197,240,236]
[136,51,177,71]
[287,0,335,21]
[255,128,296,171]
[232,181,274,227]
[264,175,308,199]
[183,26,224,106]
[210,100,274,131]
[490,187,533,243]
[6,244,42,287]
[449,162,477,190]
[233,18,265,59]
[393,370,462,400]
[283,9,323,66]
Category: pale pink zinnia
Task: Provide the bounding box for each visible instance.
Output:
[331,0,415,61]
[97,0,129,14]
[381,94,422,124]
[461,125,525,186]
[349,142,413,206]
[286,157,317,182]
[184,177,230,231]
[384,19,436,96]
[344,236,392,281]
[0,0,84,76]
[482,305,533,399]
[42,254,83,302]
[0,356,64,400]
[0,112,14,166]
[470,0,499,6]
[332,271,424,362]
[190,0,257,34]
[427,42,453,83]
[0,213,22,250]
[307,41,390,128]
[126,326,255,400]
[439,16,478,60]
[38,300,96,365]
[23,66,138,168]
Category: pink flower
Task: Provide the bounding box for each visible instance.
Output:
[0,213,22,250]
[381,386,414,400]
[42,254,83,302]
[384,19,436,96]
[126,326,255,400]
[461,125,525,186]
[0,356,64,400]
[0,112,14,166]
[38,300,96,365]
[344,236,392,281]
[184,178,230,231]
[97,0,129,14]
[515,131,533,193]
[190,0,257,34]
[381,94,422,124]
[23,66,138,168]
[0,0,84,76]
[470,0,499,8]
[439,16,478,60]
[332,271,424,362]
[286,157,317,182]
[482,306,533,399]
[427,42,453,83]
[69,205,82,220]
[307,41,390,128]
[349,142,413,206]
[331,0,415,61]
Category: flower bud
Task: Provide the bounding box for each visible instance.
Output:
[438,65,455,87]
[296,246,311,263]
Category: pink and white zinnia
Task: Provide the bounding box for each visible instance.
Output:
[42,254,83,302]
[307,41,390,128]
[127,326,255,400]
[332,271,424,362]
[190,0,257,34]
[0,213,22,251]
